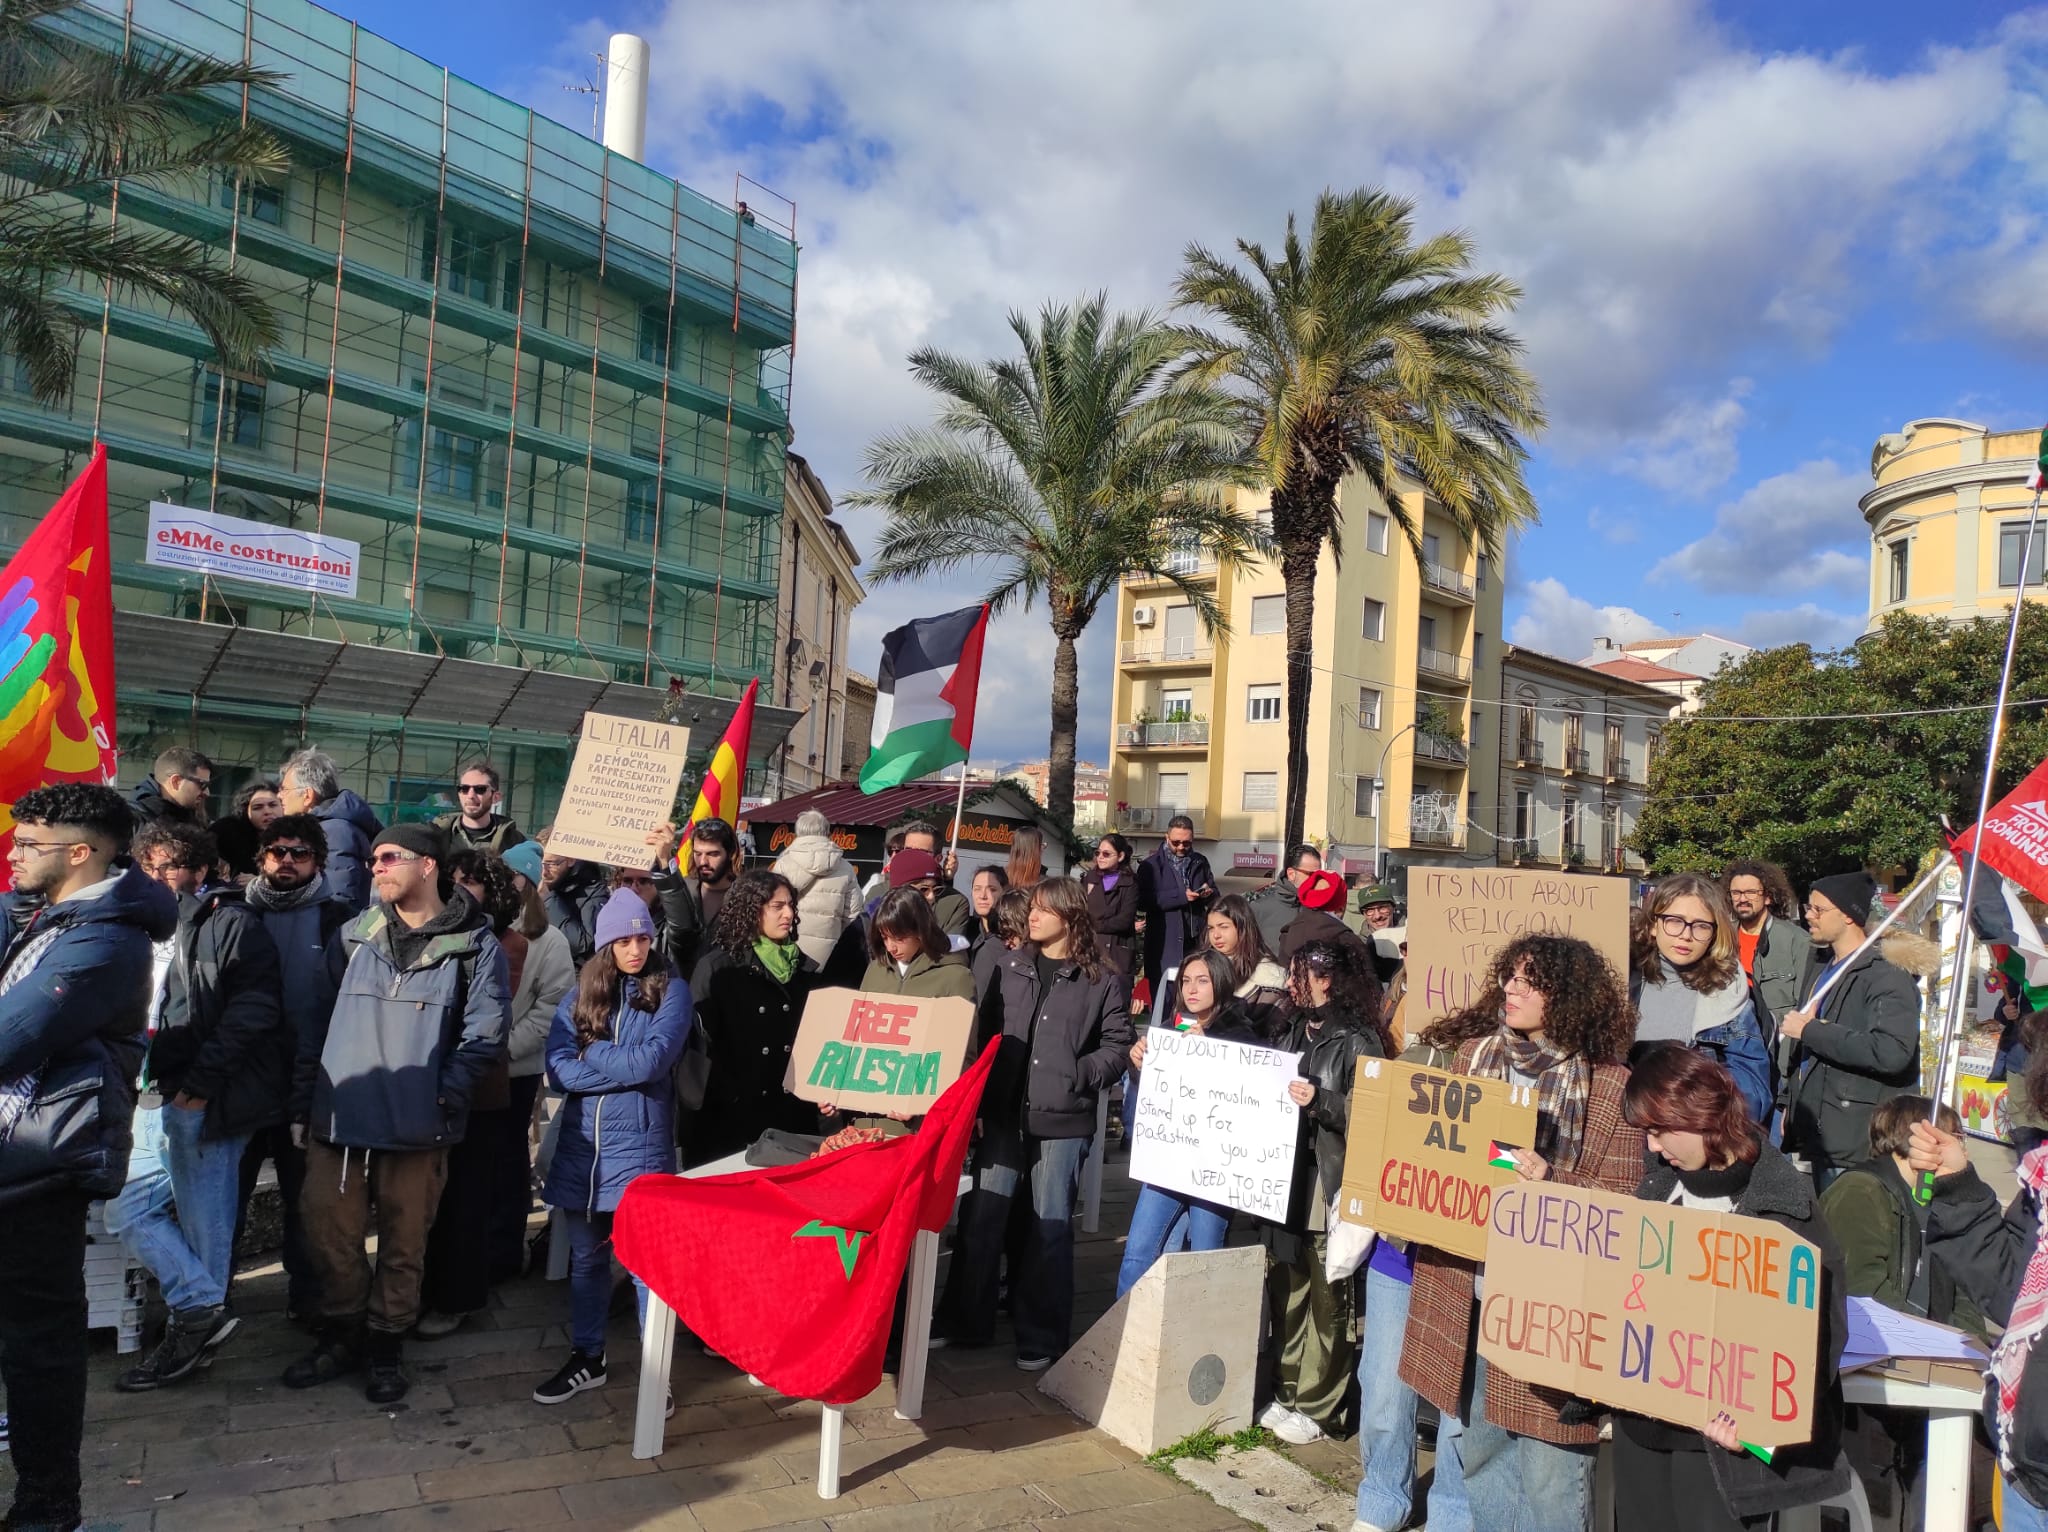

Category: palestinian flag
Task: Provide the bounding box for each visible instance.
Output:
[860,604,989,793]
[1487,1142,1519,1170]
[1962,852,2048,1010]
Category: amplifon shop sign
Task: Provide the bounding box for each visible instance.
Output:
[146,502,360,598]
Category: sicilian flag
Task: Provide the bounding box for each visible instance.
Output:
[677,677,755,877]
[859,604,988,794]
[0,447,118,881]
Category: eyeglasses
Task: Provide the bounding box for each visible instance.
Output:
[1166,839,1192,851]
[1656,914,1717,941]
[264,844,315,863]
[182,776,212,791]
[370,851,421,870]
[9,838,80,858]
[457,784,492,796]
[1503,972,1537,994]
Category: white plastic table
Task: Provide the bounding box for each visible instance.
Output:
[629,1150,969,1502]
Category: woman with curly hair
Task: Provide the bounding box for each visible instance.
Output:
[686,869,822,1164]
[1203,892,1292,1039]
[1260,940,1390,1446]
[935,876,1133,1370]
[1630,873,1773,1122]
[1397,934,1643,1532]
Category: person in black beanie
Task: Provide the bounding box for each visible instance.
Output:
[1778,871,1920,1188]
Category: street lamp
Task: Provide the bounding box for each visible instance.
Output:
[1369,722,1418,882]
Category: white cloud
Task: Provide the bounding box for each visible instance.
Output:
[1508,577,1670,661]
[1586,507,1641,545]
[1611,382,1752,495]
[1648,460,1869,596]
[1735,603,1867,652]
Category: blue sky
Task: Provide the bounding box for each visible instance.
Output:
[328,0,2048,765]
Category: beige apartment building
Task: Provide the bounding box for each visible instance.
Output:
[1106,478,1504,881]
[767,452,864,796]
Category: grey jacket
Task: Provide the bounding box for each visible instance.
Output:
[294,888,511,1151]
[1749,914,1813,1028]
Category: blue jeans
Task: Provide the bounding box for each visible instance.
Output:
[1355,1263,1430,1529]
[1431,1353,1592,1532]
[563,1210,648,1357]
[2008,1480,2048,1532]
[1116,1184,1230,1298]
[938,1128,1089,1359]
[106,1104,251,1313]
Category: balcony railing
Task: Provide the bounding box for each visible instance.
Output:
[1117,804,1203,834]
[1563,746,1592,775]
[1416,646,1472,684]
[1421,561,1475,602]
[1604,845,1646,874]
[1509,836,1541,864]
[1410,821,1466,849]
[1116,720,1210,748]
[1513,736,1544,767]
[1563,842,1587,868]
[1414,730,1469,766]
[1120,638,1213,666]
[1606,755,1631,783]
[1125,554,1216,585]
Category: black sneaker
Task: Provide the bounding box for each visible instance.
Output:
[116,1306,218,1392]
[201,1305,241,1351]
[532,1350,607,1405]
[1016,1353,1053,1373]
[363,1331,409,1405]
[282,1324,362,1389]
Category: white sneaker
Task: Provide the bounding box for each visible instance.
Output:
[1350,1522,1392,1532]
[1272,1407,1325,1446]
[1257,1400,1296,1432]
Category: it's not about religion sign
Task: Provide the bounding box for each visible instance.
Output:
[1405,868,1632,1032]
[784,989,977,1111]
[1478,1181,1823,1448]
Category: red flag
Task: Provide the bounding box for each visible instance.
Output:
[614,1039,997,1404]
[1954,756,2048,906]
[677,678,756,878]
[0,447,118,879]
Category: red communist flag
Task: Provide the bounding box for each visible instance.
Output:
[1955,755,2048,907]
[614,1039,997,1405]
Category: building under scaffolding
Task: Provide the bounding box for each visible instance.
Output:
[0,0,800,825]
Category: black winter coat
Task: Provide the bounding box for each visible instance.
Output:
[1082,869,1140,978]
[655,870,714,979]
[1925,1164,2048,1508]
[1137,848,1214,989]
[542,861,605,967]
[1784,949,1920,1176]
[1276,1003,1387,1231]
[1631,1142,1850,1520]
[687,943,822,1162]
[146,886,290,1140]
[0,864,178,1205]
[977,946,1133,1139]
[127,776,203,828]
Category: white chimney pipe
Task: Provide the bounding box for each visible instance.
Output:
[602,33,649,160]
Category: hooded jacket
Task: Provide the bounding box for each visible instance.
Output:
[541,859,605,967]
[245,873,351,1072]
[542,963,693,1212]
[146,885,290,1141]
[309,789,383,914]
[976,945,1134,1138]
[774,833,865,968]
[1785,947,1921,1176]
[859,948,975,1001]
[294,887,511,1152]
[0,864,178,1205]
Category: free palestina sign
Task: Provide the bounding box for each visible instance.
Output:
[146,502,360,597]
[784,989,977,1110]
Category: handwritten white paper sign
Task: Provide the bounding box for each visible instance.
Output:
[1128,1028,1303,1220]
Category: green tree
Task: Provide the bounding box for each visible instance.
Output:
[1633,610,2048,886]
[1175,188,1544,853]
[854,295,1261,826]
[1,0,287,400]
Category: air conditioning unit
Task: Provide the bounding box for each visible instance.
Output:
[1132,605,1156,627]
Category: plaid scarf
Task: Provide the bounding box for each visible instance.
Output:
[1995,1145,2048,1472]
[0,914,59,1148]
[1469,1026,1593,1167]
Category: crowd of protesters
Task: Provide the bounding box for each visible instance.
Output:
[8,753,2045,1532]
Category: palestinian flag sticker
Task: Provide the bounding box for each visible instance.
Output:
[1487,1142,1519,1170]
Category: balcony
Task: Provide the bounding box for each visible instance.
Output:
[1563,746,1592,776]
[1421,561,1476,605]
[1117,804,1203,835]
[1120,638,1214,667]
[1415,646,1472,685]
[1410,822,1466,849]
[1606,755,1632,784]
[1603,845,1646,875]
[1414,730,1469,767]
[1508,837,1542,865]
[1116,720,1210,749]
[1512,736,1544,768]
[1563,842,1587,869]
[1125,553,1216,587]
[1410,796,1465,849]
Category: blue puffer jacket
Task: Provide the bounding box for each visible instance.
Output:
[0,863,178,1206]
[310,790,382,914]
[543,964,693,1214]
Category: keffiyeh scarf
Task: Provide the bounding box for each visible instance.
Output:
[1469,1026,1593,1167]
[1994,1145,2048,1470]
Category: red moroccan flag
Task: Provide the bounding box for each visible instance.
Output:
[614,1040,996,1405]
[1954,755,2048,907]
[0,447,118,879]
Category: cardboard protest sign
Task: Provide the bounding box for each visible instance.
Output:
[546,711,692,870]
[1406,868,1631,1031]
[1128,1028,1303,1220]
[1477,1181,1824,1449]
[784,988,977,1111]
[1337,1059,1540,1259]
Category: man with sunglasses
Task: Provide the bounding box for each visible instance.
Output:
[0,784,175,1532]
[1137,815,1216,1010]
[236,814,354,1324]
[127,745,214,830]
[431,760,526,855]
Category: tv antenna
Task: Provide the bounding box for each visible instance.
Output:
[564,51,604,137]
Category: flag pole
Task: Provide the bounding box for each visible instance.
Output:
[947,757,970,875]
[1805,853,1953,1016]
[1925,478,2045,1193]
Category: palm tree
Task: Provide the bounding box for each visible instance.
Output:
[855,295,1262,827]
[1176,188,1545,855]
[1,0,288,401]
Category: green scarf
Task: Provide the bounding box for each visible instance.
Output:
[753,935,799,983]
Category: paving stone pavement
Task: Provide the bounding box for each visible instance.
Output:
[19,1140,1365,1532]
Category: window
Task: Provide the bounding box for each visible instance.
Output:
[200,370,264,449]
[1164,537,1202,575]
[1161,688,1192,721]
[1562,797,1582,847]
[1366,512,1390,555]
[1358,686,1382,730]
[1423,532,1441,567]
[1355,777,1379,818]
[1471,707,1481,740]
[1514,789,1533,840]
[1602,803,1621,857]
[1468,789,1479,824]
[1363,597,1385,640]
[626,435,664,544]
[1247,684,1281,723]
[1418,614,1437,652]
[1477,553,1490,589]
[500,254,524,314]
[218,179,283,225]
[1887,539,1910,604]
[1242,772,1278,811]
[1564,709,1584,754]
[639,305,671,368]
[2000,524,2048,588]
[444,223,494,301]
[1156,771,1190,809]
[1472,630,1485,664]
[1249,594,1285,635]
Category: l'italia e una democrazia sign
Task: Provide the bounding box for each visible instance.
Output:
[146,502,361,597]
